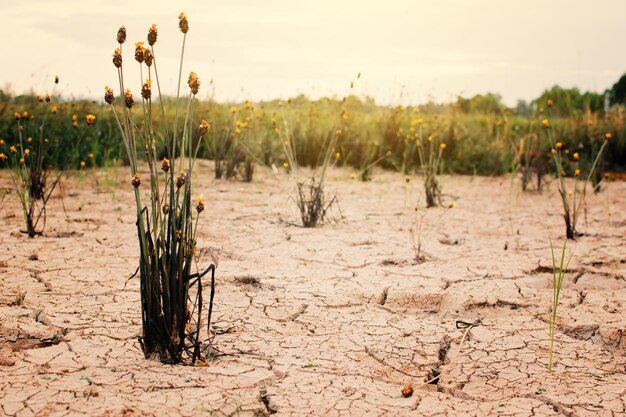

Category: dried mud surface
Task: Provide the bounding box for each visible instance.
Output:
[0,162,625,416]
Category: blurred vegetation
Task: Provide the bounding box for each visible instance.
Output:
[1,83,625,178]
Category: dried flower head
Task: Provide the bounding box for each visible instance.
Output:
[188,71,200,95]
[54,75,59,84]
[113,48,122,68]
[45,93,51,103]
[134,42,145,63]
[143,48,153,67]
[131,173,141,188]
[117,26,127,44]
[104,86,115,104]
[196,197,205,213]
[141,80,152,100]
[178,12,189,34]
[176,170,187,188]
[198,120,210,136]
[161,157,170,172]
[124,89,134,109]
[147,24,158,45]
[86,114,96,126]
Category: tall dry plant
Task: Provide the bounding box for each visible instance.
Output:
[278,75,362,227]
[542,100,611,239]
[105,14,216,364]
[0,77,69,237]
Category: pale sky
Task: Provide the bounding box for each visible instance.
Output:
[2,0,625,106]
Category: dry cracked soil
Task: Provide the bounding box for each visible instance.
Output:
[0,162,625,416]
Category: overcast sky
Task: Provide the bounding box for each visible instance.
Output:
[1,0,625,106]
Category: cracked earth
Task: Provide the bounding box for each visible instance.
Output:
[1,162,625,416]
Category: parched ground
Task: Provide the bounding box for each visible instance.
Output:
[0,161,625,416]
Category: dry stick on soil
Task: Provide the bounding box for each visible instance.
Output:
[364,320,480,396]
[411,201,456,263]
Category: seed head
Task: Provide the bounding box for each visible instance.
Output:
[141,80,152,100]
[86,114,96,126]
[131,173,141,188]
[104,86,115,104]
[54,75,59,84]
[117,26,127,44]
[176,170,187,188]
[135,42,145,63]
[147,24,158,45]
[199,119,210,136]
[196,197,205,213]
[113,48,122,68]
[45,93,51,103]
[143,48,153,67]
[161,157,170,172]
[188,71,200,95]
[178,12,189,34]
[124,89,134,109]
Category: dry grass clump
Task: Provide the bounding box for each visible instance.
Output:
[105,14,216,364]
[0,76,79,237]
[542,100,611,239]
